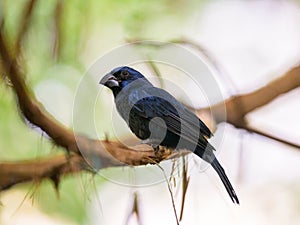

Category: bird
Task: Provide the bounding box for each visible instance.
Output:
[99,66,239,204]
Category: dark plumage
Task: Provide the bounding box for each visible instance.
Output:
[100,66,239,204]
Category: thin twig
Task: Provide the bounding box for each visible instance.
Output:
[146,59,164,88]
[156,163,180,225]
[172,38,225,77]
[52,0,64,61]
[125,192,143,225]
[15,0,37,58]
[242,125,300,149]
[168,159,177,185]
[179,156,190,221]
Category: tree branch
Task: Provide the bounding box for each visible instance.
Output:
[171,39,300,149]
[0,30,77,151]
[52,0,64,60]
[15,0,37,58]
[208,65,300,126]
[0,154,86,191]
[1,33,300,191]
[200,64,300,149]
[0,28,178,191]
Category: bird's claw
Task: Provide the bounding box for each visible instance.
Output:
[141,139,161,153]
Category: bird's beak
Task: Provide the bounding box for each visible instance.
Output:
[99,73,119,88]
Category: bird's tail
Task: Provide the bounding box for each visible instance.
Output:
[211,158,239,204]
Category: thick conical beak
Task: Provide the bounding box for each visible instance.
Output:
[99,73,119,88]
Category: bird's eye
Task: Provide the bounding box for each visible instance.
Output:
[121,70,129,79]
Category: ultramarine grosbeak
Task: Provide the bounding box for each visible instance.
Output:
[100,66,239,204]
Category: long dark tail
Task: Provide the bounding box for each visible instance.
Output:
[211,158,239,204]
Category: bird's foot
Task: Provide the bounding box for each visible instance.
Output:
[141,139,161,155]
[153,146,160,154]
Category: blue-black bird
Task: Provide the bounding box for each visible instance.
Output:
[100,66,239,204]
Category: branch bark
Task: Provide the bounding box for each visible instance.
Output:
[0,154,85,191]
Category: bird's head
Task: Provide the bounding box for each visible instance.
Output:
[99,66,146,96]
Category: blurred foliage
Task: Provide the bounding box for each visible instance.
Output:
[36,174,102,224]
[0,0,206,224]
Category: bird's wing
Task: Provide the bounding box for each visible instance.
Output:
[182,106,212,138]
[149,87,212,138]
[131,89,213,150]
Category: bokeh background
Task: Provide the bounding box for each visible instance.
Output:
[1,0,300,225]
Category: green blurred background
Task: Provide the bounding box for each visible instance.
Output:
[1,0,300,225]
[0,0,203,224]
